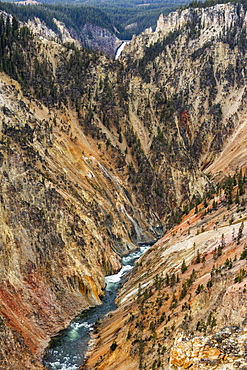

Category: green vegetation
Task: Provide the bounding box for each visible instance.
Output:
[181,259,187,274]
[0,15,34,86]
[234,269,246,283]
[187,0,247,10]
[49,0,192,38]
[240,245,247,259]
[0,2,120,35]
[0,0,191,40]
[224,258,233,269]
[110,341,118,351]
[195,250,201,264]
[96,3,182,38]
[237,222,244,244]
[187,269,196,287]
[195,284,203,294]
[179,282,188,300]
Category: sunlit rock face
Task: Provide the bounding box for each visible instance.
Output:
[0,72,155,369]
[1,1,247,368]
[121,3,247,171]
[79,3,247,370]
[83,184,247,370]
[156,3,245,36]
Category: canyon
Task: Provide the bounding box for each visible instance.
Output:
[0,1,247,369]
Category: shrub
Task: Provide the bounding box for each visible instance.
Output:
[240,245,247,260]
[234,269,246,284]
[181,259,187,274]
[110,341,118,351]
[195,284,203,294]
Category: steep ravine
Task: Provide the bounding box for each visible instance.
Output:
[43,245,151,369]
[0,73,157,369]
[83,174,247,370]
[81,4,247,369]
[1,2,247,369]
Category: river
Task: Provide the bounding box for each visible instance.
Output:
[43,244,150,370]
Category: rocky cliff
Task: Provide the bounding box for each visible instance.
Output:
[27,13,121,57]
[121,2,247,173]
[83,169,247,370]
[0,71,157,369]
[1,2,247,369]
[0,43,158,368]
[81,3,247,370]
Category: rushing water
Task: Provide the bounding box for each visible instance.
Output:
[43,244,150,370]
[115,41,129,60]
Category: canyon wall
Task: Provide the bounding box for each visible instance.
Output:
[0,71,156,368]
[81,3,247,369]
[83,187,247,369]
[1,2,247,368]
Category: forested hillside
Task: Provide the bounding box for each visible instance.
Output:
[1,0,192,39]
[0,2,122,36]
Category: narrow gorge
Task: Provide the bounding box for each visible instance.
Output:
[1,1,247,369]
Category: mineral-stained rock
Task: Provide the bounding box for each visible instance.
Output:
[169,328,247,370]
[2,1,247,368]
[0,73,156,369]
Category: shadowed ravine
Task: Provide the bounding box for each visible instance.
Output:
[43,245,151,370]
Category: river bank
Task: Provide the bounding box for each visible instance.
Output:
[43,244,151,370]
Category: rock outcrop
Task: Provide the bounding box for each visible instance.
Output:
[79,23,121,58]
[170,326,247,369]
[27,15,121,57]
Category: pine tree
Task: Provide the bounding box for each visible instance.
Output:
[181,259,187,274]
[221,233,226,249]
[180,282,187,300]
[227,189,233,208]
[238,169,245,196]
[170,273,176,286]
[237,222,244,244]
[235,189,240,204]
[196,249,201,263]
[212,199,217,209]
[165,273,170,286]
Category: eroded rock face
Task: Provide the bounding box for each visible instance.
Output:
[121,3,247,174]
[27,15,121,57]
[156,3,245,37]
[1,2,247,368]
[83,184,247,370]
[170,327,247,369]
[0,314,44,370]
[0,73,156,369]
[79,23,121,58]
[27,17,59,40]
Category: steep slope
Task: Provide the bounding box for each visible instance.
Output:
[1,11,212,221]
[0,48,160,369]
[0,72,158,369]
[121,2,247,173]
[1,2,247,369]
[205,114,247,180]
[81,3,247,370]
[0,2,122,57]
[83,183,247,369]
